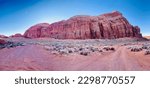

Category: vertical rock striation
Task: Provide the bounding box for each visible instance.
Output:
[24,11,142,39]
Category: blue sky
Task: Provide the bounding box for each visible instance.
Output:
[0,0,150,36]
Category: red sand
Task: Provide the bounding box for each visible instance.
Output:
[0,45,150,71]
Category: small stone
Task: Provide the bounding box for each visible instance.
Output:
[103,47,115,51]
[110,47,115,51]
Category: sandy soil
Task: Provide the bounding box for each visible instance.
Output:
[0,39,150,71]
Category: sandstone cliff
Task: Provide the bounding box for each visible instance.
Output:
[24,11,142,39]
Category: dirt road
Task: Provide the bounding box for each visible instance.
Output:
[0,45,150,71]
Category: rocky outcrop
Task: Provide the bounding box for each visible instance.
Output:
[10,33,23,37]
[0,35,8,38]
[24,23,50,38]
[24,11,142,39]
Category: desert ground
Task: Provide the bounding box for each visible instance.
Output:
[0,37,150,71]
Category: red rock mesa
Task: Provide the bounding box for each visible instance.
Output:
[24,11,142,39]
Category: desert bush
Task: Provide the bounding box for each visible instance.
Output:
[0,45,5,49]
[90,47,99,52]
[142,44,150,50]
[131,47,142,52]
[79,47,84,51]
[145,50,150,55]
[110,47,115,51]
[68,50,73,53]
[0,41,25,49]
[103,47,115,51]
[68,48,75,53]
[98,49,103,52]
[80,51,90,56]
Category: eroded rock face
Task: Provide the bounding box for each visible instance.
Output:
[24,11,142,39]
[24,23,50,38]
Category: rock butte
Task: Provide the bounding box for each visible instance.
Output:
[10,33,23,37]
[24,11,142,39]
